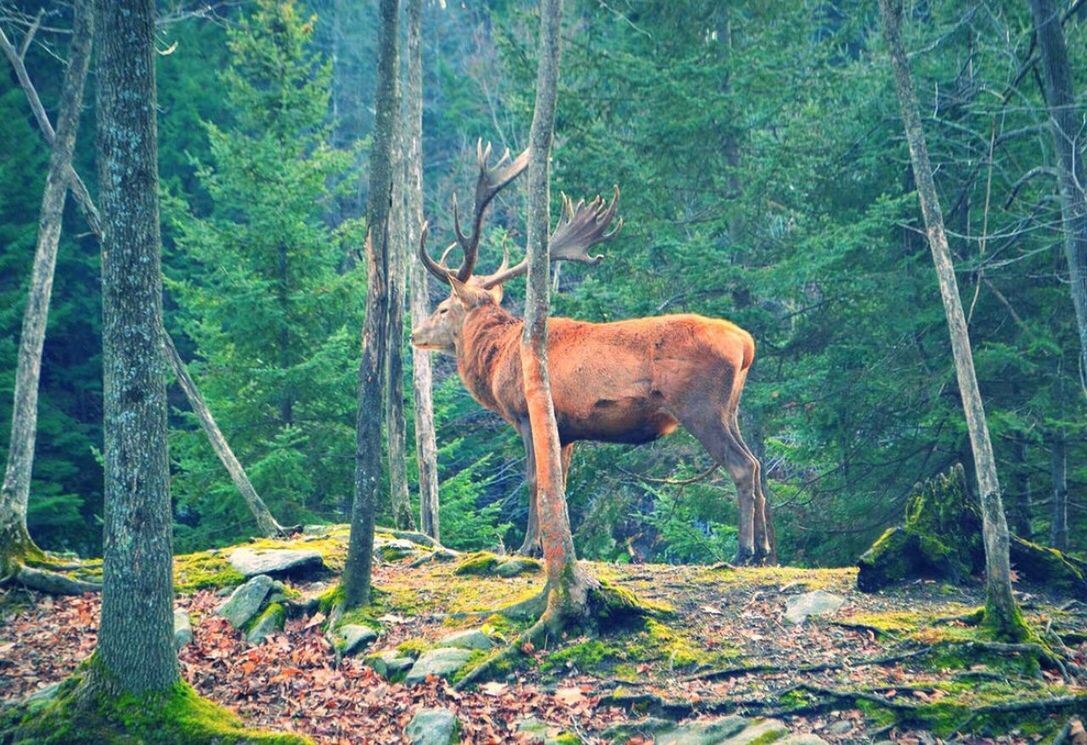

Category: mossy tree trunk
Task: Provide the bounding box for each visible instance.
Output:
[405,0,440,542]
[519,0,601,626]
[879,0,1024,640]
[0,0,92,575]
[343,0,401,609]
[385,102,414,532]
[88,0,178,694]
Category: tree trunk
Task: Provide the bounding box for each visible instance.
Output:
[879,0,1024,640]
[385,124,414,531]
[1,26,287,547]
[90,0,178,693]
[162,333,289,537]
[0,0,92,571]
[520,0,597,624]
[1029,0,1087,392]
[405,0,441,542]
[1049,377,1069,549]
[1011,436,1032,539]
[343,0,401,610]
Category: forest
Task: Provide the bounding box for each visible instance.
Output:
[0,0,1086,742]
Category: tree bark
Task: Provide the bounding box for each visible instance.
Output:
[1049,377,1069,550]
[0,0,92,570]
[1029,0,1087,392]
[405,0,441,542]
[90,0,179,693]
[385,117,414,531]
[879,0,1024,640]
[1,28,289,544]
[520,0,597,624]
[162,333,290,537]
[343,0,400,609]
[1011,437,1032,539]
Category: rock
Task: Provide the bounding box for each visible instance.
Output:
[365,650,415,678]
[601,716,787,745]
[404,708,458,745]
[23,683,61,714]
[784,590,845,624]
[437,628,495,651]
[246,603,285,644]
[218,574,275,628]
[779,736,829,745]
[517,717,575,744]
[376,539,419,561]
[303,524,335,535]
[494,557,541,577]
[404,647,475,685]
[340,624,379,656]
[174,609,193,649]
[826,720,854,736]
[228,548,326,579]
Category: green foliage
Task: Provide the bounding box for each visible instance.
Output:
[165,0,363,549]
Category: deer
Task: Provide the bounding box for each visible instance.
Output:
[410,142,774,565]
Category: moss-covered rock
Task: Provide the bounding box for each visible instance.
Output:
[857,464,1085,595]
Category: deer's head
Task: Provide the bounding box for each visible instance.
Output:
[411,140,622,355]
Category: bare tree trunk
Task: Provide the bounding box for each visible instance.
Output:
[89,0,178,694]
[405,0,440,541]
[343,0,400,610]
[1029,0,1087,392]
[162,334,291,537]
[1050,375,1069,549]
[1011,436,1032,539]
[879,0,1025,640]
[385,129,414,531]
[520,0,598,625]
[0,0,92,572]
[1,26,290,544]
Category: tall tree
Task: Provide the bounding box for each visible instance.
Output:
[405,0,441,541]
[0,0,92,575]
[1029,0,1087,393]
[879,0,1025,640]
[342,0,401,609]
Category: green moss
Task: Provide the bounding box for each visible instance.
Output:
[244,602,286,636]
[396,639,430,659]
[747,729,785,745]
[453,552,501,576]
[5,665,309,745]
[450,649,491,683]
[542,639,621,671]
[173,551,245,594]
[553,734,580,745]
[589,579,674,630]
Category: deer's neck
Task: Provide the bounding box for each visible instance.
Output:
[455,303,521,412]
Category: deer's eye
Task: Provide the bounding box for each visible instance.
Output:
[439,308,448,315]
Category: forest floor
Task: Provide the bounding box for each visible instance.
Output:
[1,527,1085,744]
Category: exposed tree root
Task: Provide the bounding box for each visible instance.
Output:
[686,646,930,682]
[11,564,100,595]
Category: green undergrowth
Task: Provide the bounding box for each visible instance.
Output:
[173,551,245,594]
[2,662,309,745]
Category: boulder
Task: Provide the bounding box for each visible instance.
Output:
[376,539,419,562]
[340,624,379,656]
[437,628,495,651]
[174,609,193,649]
[228,548,326,579]
[784,590,845,625]
[494,557,541,577]
[245,603,285,644]
[218,574,275,629]
[404,708,458,745]
[365,650,415,679]
[404,647,475,685]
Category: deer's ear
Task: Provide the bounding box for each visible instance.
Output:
[449,276,473,307]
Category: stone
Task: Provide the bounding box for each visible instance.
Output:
[340,624,379,656]
[404,707,458,745]
[517,717,573,744]
[365,650,415,678]
[779,735,830,744]
[228,548,326,579]
[404,647,475,685]
[437,628,495,651]
[784,590,846,624]
[601,716,788,745]
[827,720,854,736]
[376,539,419,561]
[494,557,541,577]
[23,683,61,714]
[217,574,275,628]
[174,609,193,649]
[246,603,285,644]
[720,719,789,745]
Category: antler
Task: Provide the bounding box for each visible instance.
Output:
[477,185,622,289]
[418,139,530,285]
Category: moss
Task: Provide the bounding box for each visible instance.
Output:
[589,579,674,630]
[453,552,501,576]
[173,551,245,594]
[747,729,785,745]
[450,649,491,683]
[396,639,430,659]
[553,734,580,745]
[244,602,286,636]
[5,666,309,745]
[542,639,621,671]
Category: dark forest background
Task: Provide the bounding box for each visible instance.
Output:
[2,0,1084,566]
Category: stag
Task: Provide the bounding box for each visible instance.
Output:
[411,142,773,565]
